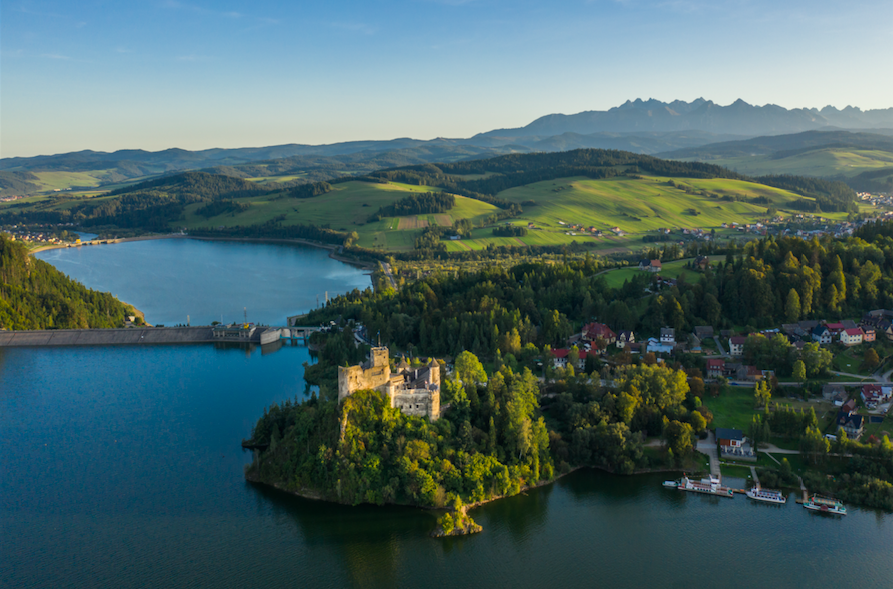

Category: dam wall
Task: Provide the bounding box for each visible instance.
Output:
[0,327,225,347]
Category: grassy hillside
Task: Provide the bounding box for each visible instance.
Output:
[439,174,852,254]
[1,149,871,256]
[691,148,893,179]
[174,180,500,251]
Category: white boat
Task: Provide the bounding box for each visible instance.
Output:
[677,474,733,498]
[745,486,786,504]
[804,495,846,515]
[663,480,679,488]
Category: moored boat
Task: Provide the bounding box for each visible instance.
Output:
[663,480,679,488]
[745,486,786,504]
[804,495,846,515]
[677,474,734,498]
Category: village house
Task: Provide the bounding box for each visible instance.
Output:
[812,325,832,344]
[861,384,892,409]
[645,338,675,355]
[736,365,762,382]
[694,326,714,340]
[862,327,876,343]
[826,322,845,335]
[836,401,864,439]
[582,322,616,346]
[823,384,848,406]
[798,320,820,332]
[694,255,710,270]
[616,330,635,349]
[638,259,662,273]
[840,328,864,346]
[660,328,676,345]
[706,358,725,378]
[550,348,590,370]
[728,336,747,356]
[716,427,744,450]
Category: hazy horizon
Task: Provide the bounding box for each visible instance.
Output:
[3,0,892,158]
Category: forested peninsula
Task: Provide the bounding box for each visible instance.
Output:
[247,223,893,516]
[0,234,134,329]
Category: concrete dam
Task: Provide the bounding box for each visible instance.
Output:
[0,325,321,347]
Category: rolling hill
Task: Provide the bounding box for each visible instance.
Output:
[660,130,893,193]
[3,149,868,257]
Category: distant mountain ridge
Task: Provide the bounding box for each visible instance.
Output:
[2,98,892,196]
[479,98,893,138]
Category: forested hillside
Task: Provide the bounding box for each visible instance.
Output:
[304,225,893,358]
[0,234,134,329]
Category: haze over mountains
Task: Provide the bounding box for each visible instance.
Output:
[2,98,892,194]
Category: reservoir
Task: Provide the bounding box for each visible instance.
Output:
[5,239,893,588]
[35,238,371,326]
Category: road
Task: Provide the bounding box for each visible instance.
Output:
[713,336,728,357]
[697,430,721,477]
[381,262,397,290]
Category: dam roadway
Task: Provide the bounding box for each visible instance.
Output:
[1,327,234,347]
[0,325,323,347]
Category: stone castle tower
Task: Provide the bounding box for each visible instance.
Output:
[337,347,440,421]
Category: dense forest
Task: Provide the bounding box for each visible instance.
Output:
[0,234,134,329]
[188,217,351,246]
[368,192,455,222]
[300,225,893,364]
[492,226,528,237]
[756,175,857,212]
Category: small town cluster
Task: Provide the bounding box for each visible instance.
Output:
[550,308,893,443]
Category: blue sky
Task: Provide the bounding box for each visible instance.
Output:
[2,0,891,157]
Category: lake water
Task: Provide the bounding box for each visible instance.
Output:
[6,239,893,588]
[35,238,371,326]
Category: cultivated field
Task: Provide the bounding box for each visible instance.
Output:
[397,217,429,230]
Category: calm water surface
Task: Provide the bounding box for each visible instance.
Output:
[5,240,892,588]
[35,238,371,326]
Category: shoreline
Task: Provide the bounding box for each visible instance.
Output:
[30,233,377,271]
[244,463,692,514]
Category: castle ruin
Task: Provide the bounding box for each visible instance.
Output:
[337,347,441,421]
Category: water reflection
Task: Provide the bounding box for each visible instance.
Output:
[248,482,434,588]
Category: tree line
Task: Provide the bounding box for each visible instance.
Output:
[368,192,455,222]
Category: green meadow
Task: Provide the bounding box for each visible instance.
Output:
[693,148,893,179]
[3,169,870,256]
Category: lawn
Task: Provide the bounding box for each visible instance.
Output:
[702,387,759,431]
[719,464,755,479]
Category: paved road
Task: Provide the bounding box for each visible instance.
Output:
[697,430,721,477]
[750,466,760,486]
[713,336,728,357]
[381,262,397,290]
